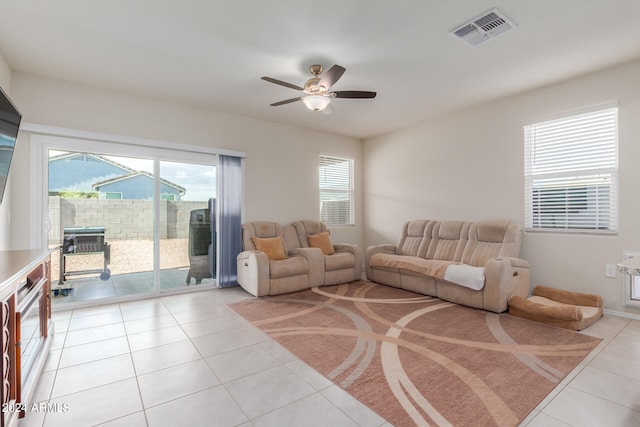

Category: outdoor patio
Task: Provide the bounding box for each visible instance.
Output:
[50,238,216,305]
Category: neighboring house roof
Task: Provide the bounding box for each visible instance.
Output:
[49,152,137,174]
[49,153,186,197]
[49,153,136,193]
[92,171,186,195]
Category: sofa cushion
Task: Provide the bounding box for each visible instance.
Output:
[369,253,455,279]
[251,222,282,238]
[242,221,284,251]
[325,251,355,271]
[462,220,523,266]
[252,237,288,260]
[308,231,335,255]
[269,256,309,278]
[476,220,507,242]
[397,220,432,256]
[292,220,328,247]
[426,221,470,261]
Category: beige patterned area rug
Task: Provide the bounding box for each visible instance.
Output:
[229,281,601,426]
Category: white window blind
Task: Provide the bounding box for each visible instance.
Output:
[524,107,618,232]
[319,155,354,226]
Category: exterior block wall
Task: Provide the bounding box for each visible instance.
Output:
[48,197,208,244]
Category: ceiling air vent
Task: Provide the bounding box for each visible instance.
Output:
[451,8,515,46]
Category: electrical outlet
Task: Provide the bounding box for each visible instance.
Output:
[605,264,617,278]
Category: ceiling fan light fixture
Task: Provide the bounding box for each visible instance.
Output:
[262,64,375,111]
[303,95,330,111]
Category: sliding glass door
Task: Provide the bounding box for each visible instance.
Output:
[158,160,216,289]
[42,139,217,306]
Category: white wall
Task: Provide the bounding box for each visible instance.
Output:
[363,59,640,315]
[8,73,363,251]
[0,51,12,250]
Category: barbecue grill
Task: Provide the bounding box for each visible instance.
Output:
[55,226,111,296]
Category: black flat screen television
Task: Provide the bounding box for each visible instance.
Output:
[0,85,22,204]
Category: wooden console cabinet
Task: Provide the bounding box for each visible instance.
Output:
[0,249,54,427]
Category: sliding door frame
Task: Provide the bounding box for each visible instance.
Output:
[25,123,245,308]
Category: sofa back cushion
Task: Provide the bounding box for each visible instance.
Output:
[292,220,328,248]
[461,220,523,266]
[242,222,301,255]
[242,222,283,251]
[396,220,433,256]
[426,221,470,261]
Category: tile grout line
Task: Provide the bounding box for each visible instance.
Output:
[118,301,151,427]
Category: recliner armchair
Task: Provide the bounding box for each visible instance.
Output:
[236,220,363,296]
[236,221,324,296]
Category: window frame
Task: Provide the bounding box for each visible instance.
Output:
[318,154,355,227]
[523,106,618,234]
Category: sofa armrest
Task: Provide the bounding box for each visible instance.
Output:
[499,257,529,269]
[237,250,270,297]
[334,244,364,281]
[365,244,397,278]
[296,247,325,287]
[333,243,355,252]
[482,257,530,313]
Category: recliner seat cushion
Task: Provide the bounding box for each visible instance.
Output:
[269,256,309,279]
[325,251,355,271]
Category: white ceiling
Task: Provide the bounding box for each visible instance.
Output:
[1,1,639,139]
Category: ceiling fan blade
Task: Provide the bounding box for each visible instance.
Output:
[261,76,304,91]
[333,90,377,99]
[319,65,346,89]
[270,97,303,106]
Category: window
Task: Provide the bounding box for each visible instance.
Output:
[524,107,618,233]
[105,192,123,199]
[319,155,354,226]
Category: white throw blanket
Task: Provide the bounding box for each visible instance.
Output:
[443,264,486,290]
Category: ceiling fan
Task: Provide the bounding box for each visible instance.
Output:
[261,64,376,112]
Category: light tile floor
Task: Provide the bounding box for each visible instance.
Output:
[16,287,640,427]
[51,269,214,305]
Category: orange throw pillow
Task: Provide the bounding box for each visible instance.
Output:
[251,237,288,260]
[308,231,335,255]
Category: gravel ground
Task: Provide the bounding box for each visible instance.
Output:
[50,238,190,281]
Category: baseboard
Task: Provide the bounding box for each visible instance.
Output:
[603,308,640,321]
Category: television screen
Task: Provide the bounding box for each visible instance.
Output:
[0,85,22,204]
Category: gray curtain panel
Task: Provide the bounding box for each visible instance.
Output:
[218,154,243,288]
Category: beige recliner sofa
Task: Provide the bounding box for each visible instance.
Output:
[365,219,529,313]
[237,220,362,296]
